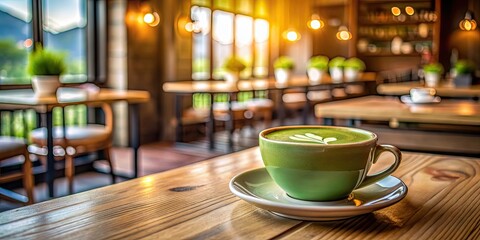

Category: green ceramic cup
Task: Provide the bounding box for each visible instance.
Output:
[259,125,402,201]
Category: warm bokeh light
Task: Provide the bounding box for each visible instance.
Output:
[391,7,401,16]
[405,6,415,16]
[143,13,154,23]
[459,11,477,31]
[287,31,299,41]
[283,29,301,42]
[185,22,194,32]
[143,12,160,26]
[307,14,324,30]
[308,19,324,30]
[336,26,352,40]
[459,19,477,31]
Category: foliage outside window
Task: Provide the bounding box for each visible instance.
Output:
[191,0,270,109]
[0,0,95,138]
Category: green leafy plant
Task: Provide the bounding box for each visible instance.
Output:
[222,56,246,72]
[27,46,66,76]
[423,62,444,74]
[328,57,345,68]
[274,56,295,70]
[344,57,366,71]
[307,55,329,70]
[454,60,475,74]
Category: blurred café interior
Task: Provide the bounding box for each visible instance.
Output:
[0,0,479,223]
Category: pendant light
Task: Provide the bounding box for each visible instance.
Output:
[336,25,352,41]
[459,11,477,31]
[308,14,324,30]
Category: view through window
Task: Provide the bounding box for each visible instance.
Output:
[0,0,92,138]
[191,0,270,109]
[0,0,87,85]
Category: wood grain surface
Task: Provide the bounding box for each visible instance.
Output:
[1,147,479,239]
[0,88,150,112]
[315,96,480,126]
[377,81,480,98]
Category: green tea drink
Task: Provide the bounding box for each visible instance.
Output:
[259,125,401,201]
[264,127,373,144]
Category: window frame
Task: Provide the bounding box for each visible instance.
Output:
[191,0,269,80]
[0,0,107,90]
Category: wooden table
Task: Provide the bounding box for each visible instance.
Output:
[0,88,150,197]
[1,147,479,239]
[163,74,376,150]
[377,81,480,98]
[314,95,480,154]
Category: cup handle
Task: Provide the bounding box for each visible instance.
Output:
[357,144,402,188]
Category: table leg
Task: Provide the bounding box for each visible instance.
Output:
[324,118,334,126]
[227,93,234,152]
[175,95,183,142]
[278,89,286,125]
[129,104,140,178]
[302,86,310,125]
[45,110,55,198]
[208,94,215,150]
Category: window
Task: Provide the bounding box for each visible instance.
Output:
[191,0,269,80]
[0,0,103,85]
[0,0,104,138]
[0,0,32,84]
[191,0,270,109]
[42,0,88,83]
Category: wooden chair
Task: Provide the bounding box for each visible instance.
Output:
[30,103,115,195]
[0,137,34,205]
[245,98,274,127]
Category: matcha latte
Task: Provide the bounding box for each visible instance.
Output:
[264,127,373,144]
[259,125,401,201]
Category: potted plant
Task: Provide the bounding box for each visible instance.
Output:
[423,62,444,87]
[27,46,66,97]
[307,55,329,83]
[328,56,345,83]
[453,59,475,87]
[343,57,366,82]
[222,56,246,85]
[273,56,295,85]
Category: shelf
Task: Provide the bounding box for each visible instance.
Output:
[358,21,435,26]
[358,52,422,57]
[357,37,432,42]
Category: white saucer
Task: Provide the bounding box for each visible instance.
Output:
[229,168,407,221]
[401,95,441,104]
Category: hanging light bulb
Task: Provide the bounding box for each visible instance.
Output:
[459,11,477,31]
[307,14,324,30]
[282,28,301,42]
[143,12,160,26]
[139,1,160,27]
[336,26,352,41]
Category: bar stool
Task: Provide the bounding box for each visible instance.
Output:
[0,137,34,205]
[29,103,115,195]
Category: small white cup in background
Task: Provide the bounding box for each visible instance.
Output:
[410,87,436,103]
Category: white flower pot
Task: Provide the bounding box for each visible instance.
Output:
[32,75,61,97]
[307,68,326,84]
[424,72,440,87]
[274,69,292,85]
[344,68,361,82]
[224,71,239,86]
[329,67,343,83]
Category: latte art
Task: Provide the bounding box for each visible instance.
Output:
[288,133,337,144]
[264,127,373,144]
